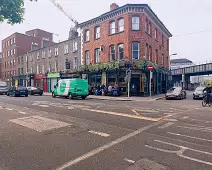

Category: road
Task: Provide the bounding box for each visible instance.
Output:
[0,92,212,170]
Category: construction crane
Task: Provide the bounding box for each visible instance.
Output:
[49,0,78,27]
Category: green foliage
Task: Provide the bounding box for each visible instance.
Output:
[0,0,37,24]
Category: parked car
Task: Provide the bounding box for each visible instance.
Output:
[7,86,28,97]
[193,86,205,99]
[27,87,43,96]
[165,87,186,100]
[0,81,8,95]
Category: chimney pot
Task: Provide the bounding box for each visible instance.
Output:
[110,3,119,11]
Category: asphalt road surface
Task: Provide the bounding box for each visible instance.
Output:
[0,92,212,170]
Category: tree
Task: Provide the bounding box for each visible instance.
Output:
[0,0,37,24]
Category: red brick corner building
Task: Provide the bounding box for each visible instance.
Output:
[78,3,172,96]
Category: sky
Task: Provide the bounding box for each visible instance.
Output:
[1,0,212,64]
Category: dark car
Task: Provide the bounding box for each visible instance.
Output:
[27,87,43,96]
[7,86,28,97]
[165,87,186,100]
[193,86,205,99]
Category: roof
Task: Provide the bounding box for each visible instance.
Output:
[25,28,53,34]
[170,58,193,64]
[78,4,172,37]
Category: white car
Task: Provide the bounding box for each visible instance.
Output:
[193,87,205,99]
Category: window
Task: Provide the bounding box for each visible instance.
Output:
[118,44,124,60]
[13,48,16,54]
[48,49,52,57]
[55,60,59,72]
[18,57,20,65]
[55,47,59,56]
[85,51,90,65]
[85,30,90,42]
[95,48,100,63]
[49,61,52,72]
[7,51,9,57]
[37,52,40,60]
[167,39,169,50]
[145,18,149,32]
[18,68,20,75]
[10,50,12,56]
[118,19,124,32]
[42,50,46,58]
[73,41,77,52]
[73,57,78,69]
[21,68,24,74]
[145,44,149,59]
[7,41,10,46]
[110,45,116,61]
[149,46,152,61]
[162,53,164,66]
[3,43,4,48]
[21,56,24,64]
[162,34,164,46]
[10,39,12,45]
[132,17,140,30]
[13,59,16,66]
[110,21,116,34]
[149,22,152,35]
[13,70,16,76]
[95,26,100,39]
[30,54,33,62]
[37,65,40,74]
[155,28,158,40]
[132,42,140,59]
[10,60,12,67]
[42,64,45,74]
[13,37,16,44]
[64,44,68,54]
[2,53,4,58]
[30,66,33,73]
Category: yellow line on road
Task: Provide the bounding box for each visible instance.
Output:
[81,108,170,122]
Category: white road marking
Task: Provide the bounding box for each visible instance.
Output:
[39,105,49,108]
[123,158,135,164]
[177,126,212,133]
[167,132,212,142]
[88,130,110,137]
[6,108,13,111]
[56,121,162,170]
[19,111,27,115]
[158,122,174,129]
[181,116,189,120]
[10,116,71,132]
[146,140,212,166]
[68,107,74,110]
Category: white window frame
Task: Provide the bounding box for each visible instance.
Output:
[49,61,52,72]
[73,41,77,52]
[132,17,140,30]
[55,60,59,72]
[95,26,100,39]
[55,47,59,56]
[132,42,140,60]
[155,28,158,40]
[110,21,116,34]
[73,57,78,70]
[13,37,16,44]
[48,49,52,57]
[37,52,40,60]
[10,50,13,56]
[64,44,68,54]
[95,49,100,63]
[85,51,90,65]
[13,48,16,54]
[118,44,124,60]
[42,64,45,74]
[10,39,12,45]
[42,50,46,58]
[118,19,124,32]
[85,30,90,42]
[110,45,116,61]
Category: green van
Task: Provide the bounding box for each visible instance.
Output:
[52,79,89,99]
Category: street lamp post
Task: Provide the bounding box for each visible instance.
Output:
[14,45,29,87]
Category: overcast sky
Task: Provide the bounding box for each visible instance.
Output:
[1,0,212,64]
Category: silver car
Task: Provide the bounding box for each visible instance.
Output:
[193,87,205,99]
[165,87,186,100]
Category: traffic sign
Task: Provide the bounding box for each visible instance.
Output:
[148,66,154,71]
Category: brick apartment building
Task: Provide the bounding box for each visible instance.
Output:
[14,32,81,92]
[1,29,53,86]
[0,52,2,80]
[78,3,172,96]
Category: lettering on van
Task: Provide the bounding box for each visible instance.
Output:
[60,81,67,94]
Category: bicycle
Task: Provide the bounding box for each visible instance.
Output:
[202,93,212,107]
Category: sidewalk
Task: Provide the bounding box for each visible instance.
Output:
[44,93,165,102]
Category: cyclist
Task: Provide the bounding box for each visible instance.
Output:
[203,84,212,105]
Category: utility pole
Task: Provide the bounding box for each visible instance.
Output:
[126,68,132,98]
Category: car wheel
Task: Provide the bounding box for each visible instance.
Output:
[40,94,43,96]
[52,92,56,98]
[25,94,28,97]
[81,96,86,100]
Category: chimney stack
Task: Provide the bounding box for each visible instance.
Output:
[110,3,119,11]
